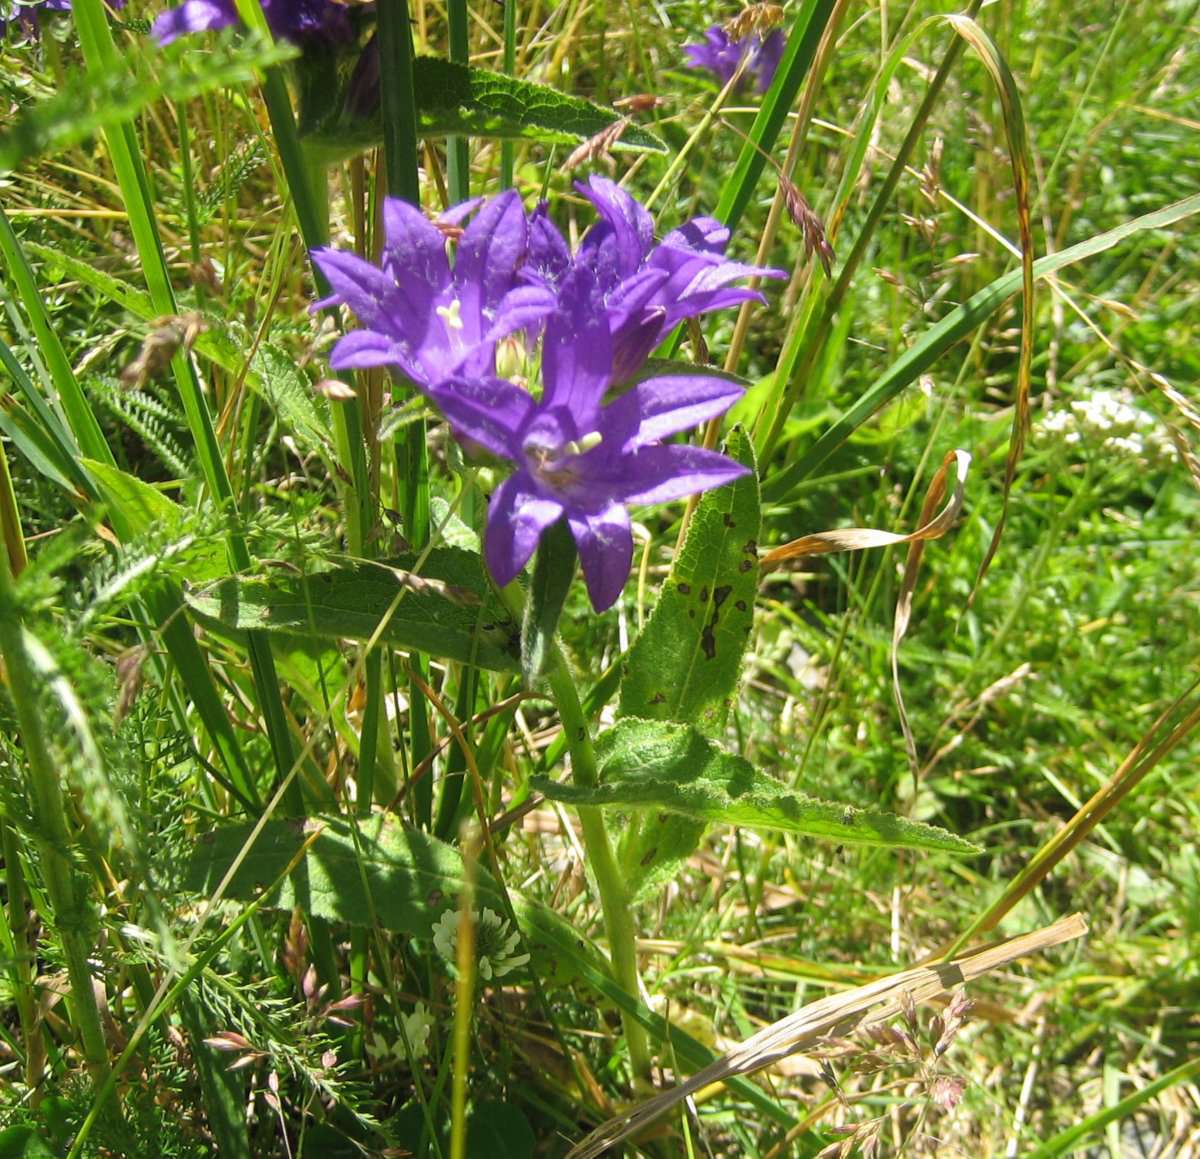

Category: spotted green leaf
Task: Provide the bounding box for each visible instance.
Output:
[618,426,760,736]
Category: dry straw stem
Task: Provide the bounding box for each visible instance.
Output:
[567,912,1087,1158]
[944,679,1200,958]
[945,16,1036,602]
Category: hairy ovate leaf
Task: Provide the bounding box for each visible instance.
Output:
[615,427,760,895]
[299,55,667,163]
[185,548,519,671]
[536,718,981,854]
[618,425,760,735]
[182,814,605,987]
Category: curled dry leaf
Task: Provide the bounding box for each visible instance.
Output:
[759,449,971,781]
[760,449,971,571]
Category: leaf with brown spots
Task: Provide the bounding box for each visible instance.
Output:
[618,427,760,735]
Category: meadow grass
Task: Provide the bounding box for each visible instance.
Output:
[0,0,1198,1155]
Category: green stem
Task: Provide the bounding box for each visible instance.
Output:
[546,647,651,1079]
[1,819,44,1097]
[71,0,298,809]
[447,0,470,201]
[377,0,422,204]
[0,544,111,1097]
[499,0,517,189]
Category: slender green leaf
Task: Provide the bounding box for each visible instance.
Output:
[22,246,332,460]
[299,56,667,163]
[73,0,297,800]
[619,427,760,736]
[763,190,1200,502]
[714,0,837,232]
[82,459,185,538]
[0,207,108,462]
[0,31,296,172]
[176,992,252,1159]
[185,549,520,671]
[0,394,90,497]
[1026,1056,1200,1158]
[538,718,981,854]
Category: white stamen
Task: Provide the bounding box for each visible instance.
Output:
[436,299,464,331]
[563,431,603,457]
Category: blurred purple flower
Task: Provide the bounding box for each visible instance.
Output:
[527,176,785,383]
[2,0,86,39]
[683,24,785,93]
[429,263,750,611]
[151,0,352,45]
[311,190,556,388]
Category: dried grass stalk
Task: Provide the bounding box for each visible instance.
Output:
[568,913,1087,1158]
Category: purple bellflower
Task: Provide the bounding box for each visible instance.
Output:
[683,24,785,94]
[310,190,557,388]
[428,262,751,612]
[152,0,352,45]
[526,176,786,383]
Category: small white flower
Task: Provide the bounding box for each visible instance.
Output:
[401,1002,434,1059]
[366,1002,434,1068]
[432,909,459,962]
[431,905,530,981]
[1035,388,1174,464]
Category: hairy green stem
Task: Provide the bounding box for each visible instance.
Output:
[546,647,651,1079]
[0,542,112,1097]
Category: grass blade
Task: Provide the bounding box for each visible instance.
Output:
[713,0,837,233]
[762,190,1200,502]
[1024,1055,1200,1158]
[72,0,298,801]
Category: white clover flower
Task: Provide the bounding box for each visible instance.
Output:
[432,909,459,963]
[431,905,530,981]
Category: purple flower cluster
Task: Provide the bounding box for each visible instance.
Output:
[313,180,784,612]
[683,24,785,94]
[151,0,352,45]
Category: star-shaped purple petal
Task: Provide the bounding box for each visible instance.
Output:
[312,190,555,389]
[427,266,750,611]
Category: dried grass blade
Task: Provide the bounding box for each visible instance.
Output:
[759,448,970,570]
[944,680,1200,957]
[891,451,972,777]
[567,913,1087,1158]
